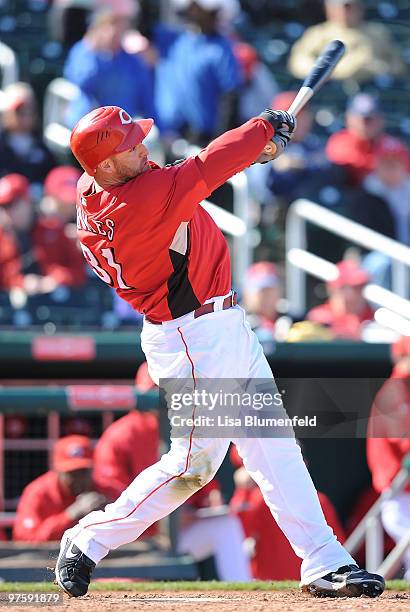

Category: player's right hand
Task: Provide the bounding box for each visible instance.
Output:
[257,109,297,163]
[263,109,297,135]
[265,108,296,134]
[66,491,107,520]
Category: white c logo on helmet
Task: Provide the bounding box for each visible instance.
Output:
[119,109,132,125]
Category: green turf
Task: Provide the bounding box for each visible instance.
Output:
[0,580,408,592]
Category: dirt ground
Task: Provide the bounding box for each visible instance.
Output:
[12,590,410,612]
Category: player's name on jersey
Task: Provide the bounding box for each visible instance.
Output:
[170,414,317,428]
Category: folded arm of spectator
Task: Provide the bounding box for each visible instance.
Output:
[13,493,75,542]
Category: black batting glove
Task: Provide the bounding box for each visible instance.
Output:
[259,108,297,164]
[260,109,297,134]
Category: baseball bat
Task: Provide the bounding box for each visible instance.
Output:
[263,39,345,155]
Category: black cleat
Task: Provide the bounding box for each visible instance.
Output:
[55,535,95,597]
[302,564,385,598]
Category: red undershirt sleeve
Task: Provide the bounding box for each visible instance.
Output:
[166,117,274,223]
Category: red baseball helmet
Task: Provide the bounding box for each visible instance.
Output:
[70,106,154,175]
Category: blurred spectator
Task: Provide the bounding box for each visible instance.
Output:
[286,321,333,343]
[41,166,82,231]
[0,174,86,298]
[265,91,330,205]
[363,137,410,247]
[288,0,405,84]
[63,8,155,127]
[367,336,410,579]
[233,42,278,123]
[307,260,374,340]
[347,136,410,289]
[326,93,385,185]
[93,362,250,578]
[49,0,139,49]
[13,436,109,541]
[245,90,340,242]
[242,262,290,343]
[0,83,56,185]
[154,0,242,145]
[229,445,345,580]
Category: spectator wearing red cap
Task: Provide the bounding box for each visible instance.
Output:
[0,173,86,294]
[367,336,410,579]
[233,42,278,124]
[0,82,56,185]
[326,93,386,185]
[93,362,251,579]
[41,166,82,229]
[229,445,345,580]
[13,436,109,541]
[307,260,374,340]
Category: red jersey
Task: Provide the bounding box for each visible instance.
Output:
[76,118,274,322]
[367,366,410,493]
[326,130,383,185]
[93,411,159,498]
[13,471,107,542]
[307,301,374,340]
[0,217,86,290]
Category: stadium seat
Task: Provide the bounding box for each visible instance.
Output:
[0,40,19,90]
[43,77,80,154]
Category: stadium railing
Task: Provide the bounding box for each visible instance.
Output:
[42,77,80,153]
[286,199,410,327]
[0,41,19,89]
[344,452,410,579]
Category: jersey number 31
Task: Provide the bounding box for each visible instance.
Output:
[81,244,132,290]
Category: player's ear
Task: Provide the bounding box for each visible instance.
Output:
[98,158,114,172]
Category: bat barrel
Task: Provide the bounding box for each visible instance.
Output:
[303,39,345,92]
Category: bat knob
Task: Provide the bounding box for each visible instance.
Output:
[263,142,277,156]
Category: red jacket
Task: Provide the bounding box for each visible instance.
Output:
[93,411,160,498]
[230,486,345,580]
[13,471,105,541]
[326,130,382,185]
[307,302,374,340]
[0,217,86,290]
[367,366,410,493]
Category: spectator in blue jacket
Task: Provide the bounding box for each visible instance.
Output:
[154,0,242,145]
[63,8,155,127]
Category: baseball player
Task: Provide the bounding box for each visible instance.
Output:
[55,105,384,598]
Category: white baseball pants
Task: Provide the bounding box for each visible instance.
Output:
[69,295,355,584]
